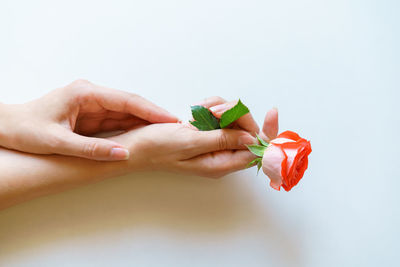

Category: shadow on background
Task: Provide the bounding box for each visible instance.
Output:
[0,171,303,266]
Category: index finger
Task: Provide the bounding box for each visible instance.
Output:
[209,100,260,136]
[93,84,179,123]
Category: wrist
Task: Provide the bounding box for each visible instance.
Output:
[91,151,142,178]
[0,103,23,149]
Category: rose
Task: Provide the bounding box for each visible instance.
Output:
[262,131,312,191]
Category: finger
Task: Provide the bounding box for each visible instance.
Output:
[260,108,279,141]
[192,96,226,108]
[185,128,256,157]
[91,83,179,123]
[51,127,130,161]
[178,150,257,178]
[209,100,260,135]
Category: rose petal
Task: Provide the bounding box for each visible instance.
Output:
[271,138,296,145]
[277,131,301,141]
[262,132,311,192]
[262,144,285,190]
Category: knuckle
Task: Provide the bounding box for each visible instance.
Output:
[122,93,139,111]
[67,79,93,95]
[217,132,229,150]
[82,142,99,158]
[208,96,226,103]
[128,92,139,98]
[125,92,140,103]
[48,135,63,150]
[71,79,91,87]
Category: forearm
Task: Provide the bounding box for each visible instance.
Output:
[0,147,129,210]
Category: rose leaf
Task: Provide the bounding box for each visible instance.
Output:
[256,133,269,147]
[190,105,220,131]
[219,99,250,128]
[246,144,267,157]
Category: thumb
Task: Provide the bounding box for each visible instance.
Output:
[52,130,130,161]
[192,129,256,155]
[261,108,279,141]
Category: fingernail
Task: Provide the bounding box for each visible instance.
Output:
[110,147,130,160]
[272,107,278,112]
[238,135,256,146]
[209,104,227,114]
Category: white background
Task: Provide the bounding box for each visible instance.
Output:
[0,0,399,266]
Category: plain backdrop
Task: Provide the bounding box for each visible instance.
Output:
[0,0,399,266]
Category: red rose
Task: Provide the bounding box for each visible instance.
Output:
[262,131,312,191]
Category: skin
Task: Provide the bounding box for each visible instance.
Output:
[0,87,279,210]
[0,79,179,161]
[0,123,256,210]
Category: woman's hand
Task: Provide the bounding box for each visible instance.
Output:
[105,96,279,178]
[0,79,178,161]
[108,122,257,178]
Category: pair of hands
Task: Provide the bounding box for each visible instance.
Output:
[0,80,279,178]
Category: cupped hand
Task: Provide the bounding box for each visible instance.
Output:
[0,79,178,161]
[108,122,257,178]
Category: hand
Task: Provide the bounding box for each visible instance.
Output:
[107,122,257,178]
[0,79,178,161]
[105,96,278,178]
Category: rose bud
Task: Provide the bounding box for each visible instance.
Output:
[262,131,312,191]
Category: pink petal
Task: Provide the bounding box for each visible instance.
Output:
[262,144,285,190]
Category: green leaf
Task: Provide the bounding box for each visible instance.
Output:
[256,133,269,147]
[256,160,262,175]
[246,157,263,175]
[246,157,262,168]
[190,105,220,131]
[246,144,267,157]
[219,99,250,128]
